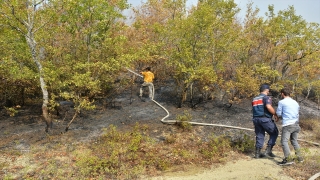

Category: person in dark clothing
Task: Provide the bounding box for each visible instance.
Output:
[252,84,279,158]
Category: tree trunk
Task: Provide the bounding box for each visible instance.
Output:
[178,88,188,108]
[25,31,52,132]
[65,111,79,132]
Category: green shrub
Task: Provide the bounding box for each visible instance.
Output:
[232,132,255,153]
[200,134,232,159]
[155,158,170,171]
[74,124,155,179]
[4,106,18,117]
[176,110,192,131]
[164,134,176,144]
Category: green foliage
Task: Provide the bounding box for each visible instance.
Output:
[75,150,109,177]
[3,175,14,180]
[176,110,192,131]
[232,132,255,153]
[0,28,39,105]
[143,0,240,104]
[72,124,236,178]
[48,93,59,113]
[1,0,320,111]
[73,124,151,178]
[4,107,18,117]
[156,158,170,171]
[1,0,320,178]
[200,134,231,159]
[311,80,320,102]
[173,148,191,159]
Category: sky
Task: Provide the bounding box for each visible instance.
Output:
[127,0,320,24]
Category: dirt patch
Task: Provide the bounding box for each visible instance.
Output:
[150,157,295,180]
[149,146,319,180]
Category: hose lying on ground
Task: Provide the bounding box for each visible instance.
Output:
[151,99,254,131]
[308,172,320,180]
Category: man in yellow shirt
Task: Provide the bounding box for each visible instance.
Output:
[140,67,155,100]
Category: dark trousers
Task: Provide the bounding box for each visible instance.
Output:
[252,117,279,149]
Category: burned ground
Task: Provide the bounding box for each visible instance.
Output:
[0,83,320,179]
[1,83,320,153]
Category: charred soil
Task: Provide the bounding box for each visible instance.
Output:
[1,85,320,179]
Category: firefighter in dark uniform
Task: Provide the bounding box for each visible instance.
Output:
[252,84,279,158]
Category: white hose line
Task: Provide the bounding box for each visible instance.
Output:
[151,99,254,131]
[125,67,143,78]
[150,83,253,131]
[309,172,320,180]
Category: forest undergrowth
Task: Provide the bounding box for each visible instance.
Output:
[1,116,319,180]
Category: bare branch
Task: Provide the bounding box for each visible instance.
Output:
[35,0,45,7]
[0,12,24,34]
[34,20,50,33]
[7,3,29,27]
[7,22,26,35]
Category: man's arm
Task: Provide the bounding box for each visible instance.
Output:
[276,102,282,117]
[266,104,279,122]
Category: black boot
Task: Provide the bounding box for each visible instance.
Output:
[265,145,276,157]
[277,157,294,166]
[255,147,266,158]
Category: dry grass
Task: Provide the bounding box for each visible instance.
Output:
[300,118,320,141]
[0,120,319,180]
[0,123,245,179]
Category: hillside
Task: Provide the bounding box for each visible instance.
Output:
[0,88,320,179]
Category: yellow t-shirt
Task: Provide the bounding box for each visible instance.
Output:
[141,71,154,83]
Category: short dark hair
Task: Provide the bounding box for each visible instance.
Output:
[146,67,151,71]
[280,88,291,96]
[260,84,270,92]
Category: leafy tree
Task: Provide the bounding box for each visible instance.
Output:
[42,0,133,131]
[163,0,239,107]
[0,25,38,107]
[263,5,320,95]
[231,3,319,99]
[0,0,55,131]
[0,0,132,132]
[229,2,280,99]
[128,0,187,81]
